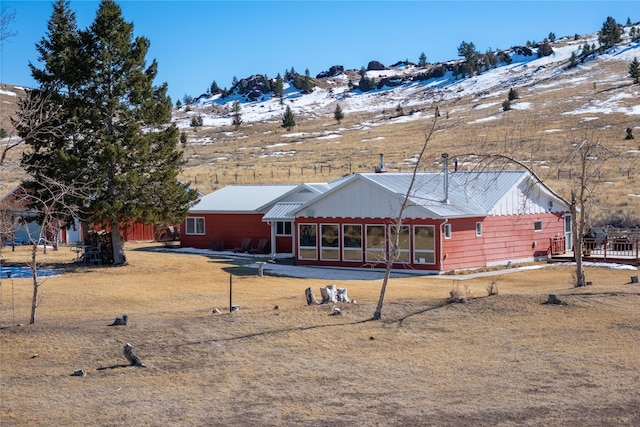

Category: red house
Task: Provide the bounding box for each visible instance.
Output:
[181,183,329,253]
[264,170,572,272]
[182,169,572,273]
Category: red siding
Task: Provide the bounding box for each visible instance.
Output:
[181,213,271,251]
[294,212,568,272]
[121,222,156,242]
[441,213,566,270]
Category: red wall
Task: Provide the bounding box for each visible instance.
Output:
[294,212,568,271]
[441,212,567,270]
[181,213,271,251]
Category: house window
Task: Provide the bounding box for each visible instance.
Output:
[390,225,411,263]
[342,224,362,262]
[444,223,452,239]
[414,225,436,264]
[276,221,292,236]
[534,220,543,232]
[320,224,339,260]
[185,217,205,235]
[366,225,386,262]
[476,222,483,237]
[298,224,317,260]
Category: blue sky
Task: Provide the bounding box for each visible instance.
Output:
[1,1,637,103]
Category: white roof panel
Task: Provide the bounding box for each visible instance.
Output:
[190,184,299,213]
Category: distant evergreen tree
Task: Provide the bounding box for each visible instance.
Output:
[0,128,6,138]
[175,99,182,109]
[627,17,632,27]
[502,99,512,111]
[418,52,427,67]
[598,16,622,50]
[457,41,479,77]
[274,73,284,104]
[281,105,296,131]
[508,88,519,101]
[359,66,366,78]
[262,75,271,93]
[548,32,556,42]
[358,75,376,92]
[190,115,203,128]
[334,104,344,123]
[630,57,640,84]
[538,41,553,57]
[183,94,193,105]
[568,51,579,68]
[231,75,238,88]
[210,80,220,95]
[395,103,403,116]
[231,100,242,129]
[179,131,187,145]
[302,68,314,93]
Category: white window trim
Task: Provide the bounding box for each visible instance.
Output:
[298,223,317,260]
[365,224,386,263]
[389,224,411,264]
[475,222,483,237]
[413,225,436,265]
[320,223,340,261]
[444,223,452,239]
[534,220,543,232]
[276,221,292,236]
[342,224,362,262]
[185,217,205,235]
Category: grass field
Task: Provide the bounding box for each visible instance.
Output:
[1,243,639,426]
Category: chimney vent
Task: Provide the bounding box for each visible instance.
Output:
[375,153,387,173]
[442,153,450,204]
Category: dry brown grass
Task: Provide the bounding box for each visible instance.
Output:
[1,243,639,426]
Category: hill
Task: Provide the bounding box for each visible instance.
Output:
[1,28,639,226]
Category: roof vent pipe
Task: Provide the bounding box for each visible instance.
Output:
[375,153,387,173]
[442,153,450,204]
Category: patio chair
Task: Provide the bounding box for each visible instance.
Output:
[249,238,268,254]
[234,238,251,253]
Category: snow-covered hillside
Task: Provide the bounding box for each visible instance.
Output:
[174,30,640,129]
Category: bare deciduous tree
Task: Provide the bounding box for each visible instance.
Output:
[373,112,438,321]
[13,176,87,324]
[0,4,17,44]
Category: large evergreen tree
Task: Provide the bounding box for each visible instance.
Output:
[18,0,198,265]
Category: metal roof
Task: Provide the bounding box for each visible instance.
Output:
[295,170,566,219]
[189,184,300,213]
[262,202,306,221]
[362,170,530,217]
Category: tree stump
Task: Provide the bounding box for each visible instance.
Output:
[320,285,337,304]
[337,288,351,303]
[108,314,128,326]
[123,343,146,368]
[305,287,318,305]
[545,294,564,305]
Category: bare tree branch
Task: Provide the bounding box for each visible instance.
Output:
[373,110,439,321]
